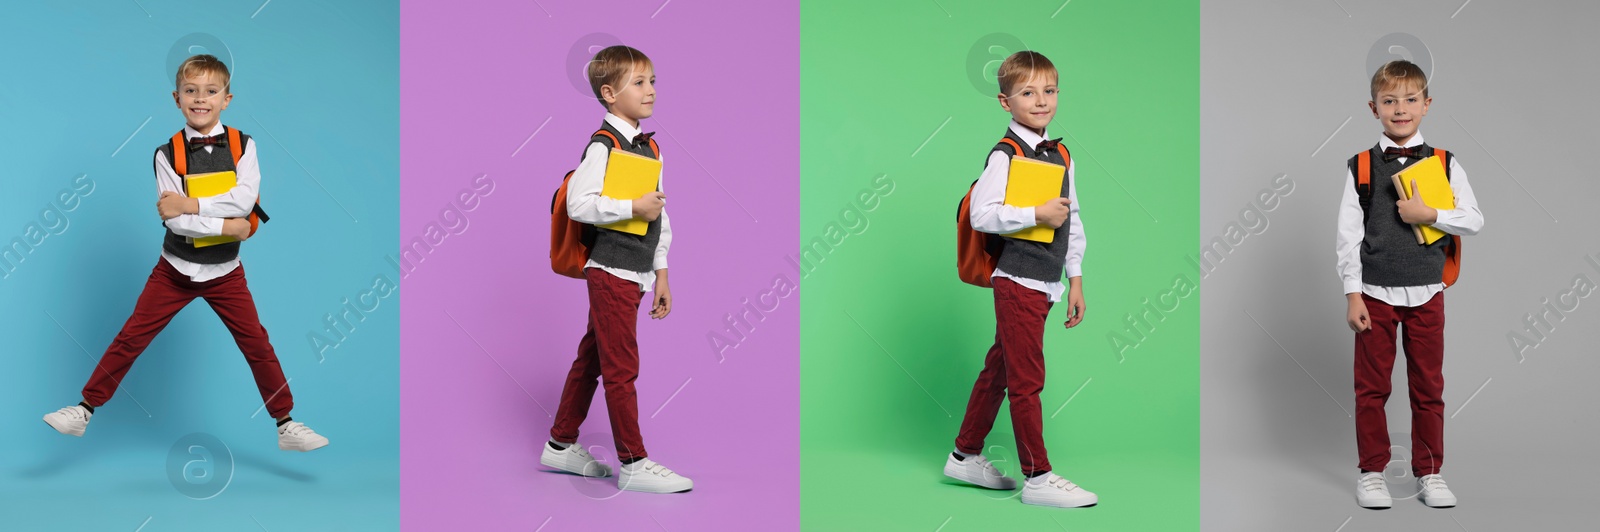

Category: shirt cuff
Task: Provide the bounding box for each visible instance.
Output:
[1063,264,1082,279]
[1342,279,1363,295]
[652,258,668,272]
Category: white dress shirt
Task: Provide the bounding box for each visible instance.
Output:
[1335,131,1484,306]
[968,120,1087,302]
[155,123,262,282]
[565,113,673,292]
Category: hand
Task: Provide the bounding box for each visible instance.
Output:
[221,217,252,242]
[632,192,666,222]
[1346,293,1370,333]
[650,272,671,319]
[1396,179,1437,225]
[157,191,196,220]
[1034,197,1072,229]
[1063,277,1085,329]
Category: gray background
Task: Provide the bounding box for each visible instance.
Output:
[1201,1,1600,530]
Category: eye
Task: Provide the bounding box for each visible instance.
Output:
[1046,88,1057,95]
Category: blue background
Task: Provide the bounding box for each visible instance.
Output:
[0,2,399,530]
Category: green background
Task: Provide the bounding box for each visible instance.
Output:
[800,0,1199,529]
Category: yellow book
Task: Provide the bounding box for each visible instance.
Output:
[597,148,663,236]
[184,170,240,248]
[1003,156,1067,243]
[1391,155,1455,245]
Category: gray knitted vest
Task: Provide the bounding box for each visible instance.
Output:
[1351,144,1451,287]
[156,127,251,265]
[586,122,662,273]
[991,129,1073,283]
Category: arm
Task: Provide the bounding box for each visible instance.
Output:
[1429,158,1483,236]
[156,151,227,238]
[1335,168,1370,332]
[566,142,635,225]
[1063,161,1087,328]
[197,140,261,218]
[1334,168,1366,296]
[1061,160,1085,279]
[650,169,672,319]
[969,151,1038,234]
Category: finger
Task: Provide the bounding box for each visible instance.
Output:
[1410,179,1419,197]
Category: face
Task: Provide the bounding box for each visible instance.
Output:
[1368,82,1429,143]
[998,73,1058,133]
[603,65,656,126]
[172,71,232,132]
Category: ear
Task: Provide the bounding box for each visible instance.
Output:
[173,91,181,108]
[600,84,617,104]
[997,93,1012,113]
[1367,100,1378,118]
[221,92,233,110]
[1421,96,1431,115]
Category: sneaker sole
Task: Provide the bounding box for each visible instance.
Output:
[1357,498,1393,509]
[617,479,693,494]
[943,462,1016,490]
[42,417,84,437]
[1421,497,1456,508]
[280,440,330,452]
[1020,494,1098,508]
[540,455,612,478]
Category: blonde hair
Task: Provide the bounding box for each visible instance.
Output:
[1370,60,1428,100]
[175,54,231,92]
[997,51,1058,97]
[587,45,653,108]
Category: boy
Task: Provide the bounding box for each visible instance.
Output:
[1337,60,1482,508]
[944,51,1096,509]
[41,54,327,452]
[539,45,692,494]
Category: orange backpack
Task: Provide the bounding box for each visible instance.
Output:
[169,126,267,237]
[550,129,661,279]
[1353,148,1461,288]
[957,137,1070,287]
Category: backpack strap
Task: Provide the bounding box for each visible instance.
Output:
[1434,148,1450,179]
[170,132,189,176]
[592,129,620,152]
[226,125,244,165]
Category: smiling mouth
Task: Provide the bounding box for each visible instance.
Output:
[190,108,211,115]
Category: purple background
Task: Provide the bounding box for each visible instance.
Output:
[399,1,798,530]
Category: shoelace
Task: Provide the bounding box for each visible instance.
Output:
[1420,476,1448,492]
[1361,475,1387,492]
[55,406,88,421]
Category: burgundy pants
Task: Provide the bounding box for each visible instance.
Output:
[550,268,648,461]
[954,277,1054,476]
[1355,292,1445,476]
[82,258,293,419]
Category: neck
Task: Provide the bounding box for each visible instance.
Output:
[1384,131,1416,146]
[612,112,640,130]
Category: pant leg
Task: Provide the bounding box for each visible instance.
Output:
[81,259,199,407]
[588,269,648,461]
[954,328,1007,455]
[550,310,603,444]
[1354,294,1402,473]
[200,265,294,419]
[1399,292,1446,476]
[994,277,1054,476]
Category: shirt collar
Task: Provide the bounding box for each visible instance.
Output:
[184,123,225,140]
[1008,120,1048,151]
[604,113,643,144]
[1378,131,1425,150]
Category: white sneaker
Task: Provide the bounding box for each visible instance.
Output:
[1020,472,1098,508]
[943,453,1017,490]
[1418,474,1457,508]
[1356,471,1392,508]
[43,405,91,437]
[277,420,329,452]
[540,442,612,478]
[617,458,693,493]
